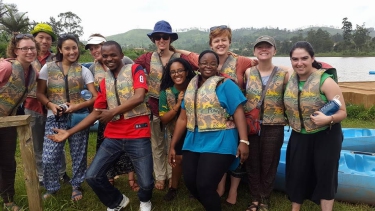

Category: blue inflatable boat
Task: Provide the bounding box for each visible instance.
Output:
[284,127,375,152]
[274,144,375,205]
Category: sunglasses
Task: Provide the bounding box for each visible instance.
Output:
[153,34,170,41]
[14,33,33,40]
[210,25,228,32]
[59,34,77,40]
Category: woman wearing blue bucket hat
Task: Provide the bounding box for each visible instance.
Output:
[134,20,198,198]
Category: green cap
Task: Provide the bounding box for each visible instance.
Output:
[254,35,276,49]
[30,23,57,42]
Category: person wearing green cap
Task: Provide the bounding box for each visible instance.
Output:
[26,23,70,187]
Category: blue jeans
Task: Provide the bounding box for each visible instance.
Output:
[86,137,154,208]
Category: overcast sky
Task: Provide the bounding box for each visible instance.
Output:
[6,0,374,40]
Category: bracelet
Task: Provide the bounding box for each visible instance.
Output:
[45,101,51,107]
[239,140,250,145]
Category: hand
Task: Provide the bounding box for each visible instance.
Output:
[168,148,177,168]
[310,111,330,126]
[236,142,249,163]
[96,108,115,124]
[251,59,259,66]
[65,102,79,113]
[177,91,184,104]
[47,128,70,142]
[49,103,63,116]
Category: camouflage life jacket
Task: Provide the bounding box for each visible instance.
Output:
[220,52,238,84]
[284,67,337,132]
[165,88,178,137]
[28,53,55,98]
[46,62,85,105]
[148,52,181,98]
[90,61,108,89]
[105,64,150,121]
[0,60,37,116]
[244,66,287,125]
[185,75,235,132]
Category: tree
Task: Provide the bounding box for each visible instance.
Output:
[353,23,370,51]
[48,12,83,38]
[341,17,352,49]
[0,4,29,35]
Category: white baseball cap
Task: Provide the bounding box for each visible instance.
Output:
[85,36,106,50]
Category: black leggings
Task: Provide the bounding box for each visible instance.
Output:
[0,127,17,203]
[182,151,235,211]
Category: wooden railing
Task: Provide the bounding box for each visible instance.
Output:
[0,115,42,211]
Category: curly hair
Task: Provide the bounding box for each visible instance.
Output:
[7,33,39,58]
[160,57,196,91]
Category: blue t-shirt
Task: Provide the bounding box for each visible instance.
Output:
[181,79,247,156]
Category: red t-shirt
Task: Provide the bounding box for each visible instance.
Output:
[94,64,150,139]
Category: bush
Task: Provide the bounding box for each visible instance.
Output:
[346,104,375,121]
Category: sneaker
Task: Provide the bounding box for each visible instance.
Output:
[107,194,129,211]
[139,201,151,211]
[60,173,71,184]
[163,187,177,201]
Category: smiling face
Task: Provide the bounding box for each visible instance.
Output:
[15,39,37,64]
[34,32,52,54]
[59,39,79,63]
[169,61,187,85]
[290,48,315,79]
[199,52,219,80]
[153,33,170,51]
[88,44,102,61]
[210,35,230,56]
[254,42,276,61]
[101,44,124,71]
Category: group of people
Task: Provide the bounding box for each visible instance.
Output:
[0,19,346,211]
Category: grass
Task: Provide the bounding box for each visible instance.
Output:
[10,119,375,211]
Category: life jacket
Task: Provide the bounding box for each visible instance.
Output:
[46,62,85,105]
[165,88,178,136]
[90,61,108,89]
[220,52,238,84]
[28,53,55,98]
[184,75,235,132]
[284,65,337,132]
[244,66,287,125]
[148,52,181,98]
[105,64,150,121]
[0,59,37,116]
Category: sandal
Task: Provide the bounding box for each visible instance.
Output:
[71,186,83,201]
[4,202,21,211]
[246,202,259,211]
[258,204,269,211]
[154,180,165,190]
[43,191,57,200]
[128,179,140,192]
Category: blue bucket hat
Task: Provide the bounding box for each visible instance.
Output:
[147,20,178,42]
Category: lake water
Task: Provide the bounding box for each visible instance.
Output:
[270,57,375,82]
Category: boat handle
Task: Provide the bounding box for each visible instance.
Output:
[351,151,375,156]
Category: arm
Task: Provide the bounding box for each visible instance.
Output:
[181,53,199,70]
[0,60,12,87]
[233,104,249,163]
[311,77,347,126]
[168,108,187,167]
[159,91,184,125]
[66,82,98,112]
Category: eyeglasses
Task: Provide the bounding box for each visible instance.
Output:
[16,47,37,52]
[210,25,228,32]
[153,34,170,41]
[170,69,185,75]
[199,63,218,68]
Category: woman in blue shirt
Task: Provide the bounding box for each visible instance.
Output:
[169,50,249,211]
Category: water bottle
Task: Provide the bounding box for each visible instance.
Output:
[316,95,341,116]
[81,89,92,101]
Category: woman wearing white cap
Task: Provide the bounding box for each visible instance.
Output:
[134,20,198,196]
[85,33,140,191]
[244,35,292,211]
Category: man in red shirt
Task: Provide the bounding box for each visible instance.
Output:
[48,41,153,211]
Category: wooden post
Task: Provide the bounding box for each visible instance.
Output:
[0,115,43,211]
